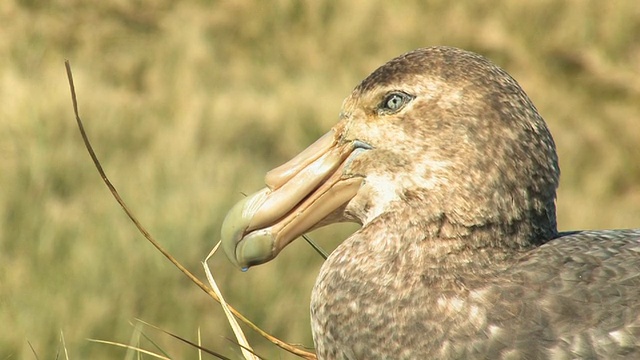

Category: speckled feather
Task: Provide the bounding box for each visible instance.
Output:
[313,226,640,359]
[309,47,640,359]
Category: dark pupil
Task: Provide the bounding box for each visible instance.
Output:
[387,94,403,110]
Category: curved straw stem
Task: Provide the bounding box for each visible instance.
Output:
[65,61,317,360]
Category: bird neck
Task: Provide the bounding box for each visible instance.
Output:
[335,208,551,287]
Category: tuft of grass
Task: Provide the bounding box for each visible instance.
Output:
[2,1,639,359]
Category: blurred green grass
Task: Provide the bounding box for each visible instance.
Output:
[1,0,639,358]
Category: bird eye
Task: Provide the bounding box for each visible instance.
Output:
[379,92,412,114]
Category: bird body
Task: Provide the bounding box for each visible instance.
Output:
[313,223,640,359]
[221,47,640,359]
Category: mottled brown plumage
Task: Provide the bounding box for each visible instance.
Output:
[221,46,640,359]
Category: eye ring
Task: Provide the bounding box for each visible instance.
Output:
[378,91,413,115]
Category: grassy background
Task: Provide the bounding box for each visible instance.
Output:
[1,0,639,358]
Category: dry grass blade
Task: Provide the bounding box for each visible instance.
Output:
[127,321,172,359]
[64,61,317,360]
[302,234,328,260]
[204,242,259,360]
[124,321,144,360]
[133,319,234,360]
[87,339,170,360]
[59,331,69,360]
[27,340,40,360]
[198,327,202,360]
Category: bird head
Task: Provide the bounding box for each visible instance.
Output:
[221,47,559,270]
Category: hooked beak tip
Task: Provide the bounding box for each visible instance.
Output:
[220,188,274,270]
